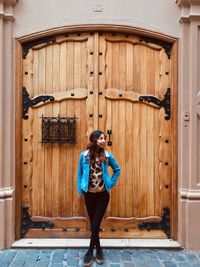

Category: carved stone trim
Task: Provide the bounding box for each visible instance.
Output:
[1,0,18,7]
[180,14,200,23]
[180,189,200,200]
[0,187,15,199]
[176,0,200,7]
[176,0,200,22]
[0,0,18,21]
[0,12,15,21]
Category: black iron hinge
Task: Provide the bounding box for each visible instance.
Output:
[139,88,170,120]
[139,36,172,59]
[23,87,54,120]
[138,207,170,238]
[21,206,54,237]
[22,36,56,59]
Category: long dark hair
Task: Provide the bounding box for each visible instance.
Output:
[87,130,107,163]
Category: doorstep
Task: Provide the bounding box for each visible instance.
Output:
[12,239,181,249]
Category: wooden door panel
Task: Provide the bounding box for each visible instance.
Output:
[98,33,173,237]
[21,31,175,238]
[22,33,94,237]
[104,100,160,217]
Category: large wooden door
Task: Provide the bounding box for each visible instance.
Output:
[20,31,176,238]
[98,33,175,238]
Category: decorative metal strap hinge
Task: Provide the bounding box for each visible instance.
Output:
[138,207,170,238]
[23,87,54,120]
[139,88,170,120]
[21,206,54,237]
[22,36,56,59]
[139,36,172,59]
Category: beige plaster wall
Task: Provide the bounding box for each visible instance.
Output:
[13,0,181,38]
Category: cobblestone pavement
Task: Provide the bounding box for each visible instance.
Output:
[0,248,200,267]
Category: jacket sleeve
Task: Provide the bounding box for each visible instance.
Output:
[77,153,84,194]
[108,153,121,187]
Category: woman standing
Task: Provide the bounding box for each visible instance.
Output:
[77,130,121,266]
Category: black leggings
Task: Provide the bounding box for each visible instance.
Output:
[84,190,110,250]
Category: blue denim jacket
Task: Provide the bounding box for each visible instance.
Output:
[77,149,121,194]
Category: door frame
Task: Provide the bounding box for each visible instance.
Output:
[15,24,178,240]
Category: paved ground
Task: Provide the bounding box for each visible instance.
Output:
[0,248,200,267]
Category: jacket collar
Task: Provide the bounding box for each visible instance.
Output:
[83,149,110,157]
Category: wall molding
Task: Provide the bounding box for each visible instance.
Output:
[176,0,200,250]
[0,0,18,21]
[16,24,177,44]
[0,0,18,7]
[176,0,200,7]
[176,0,200,23]
[0,187,14,199]
[0,12,15,21]
[179,15,200,23]
[0,0,18,250]
[180,189,200,200]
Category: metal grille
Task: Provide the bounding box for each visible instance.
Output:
[41,115,76,144]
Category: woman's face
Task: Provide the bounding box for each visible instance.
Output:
[96,133,106,148]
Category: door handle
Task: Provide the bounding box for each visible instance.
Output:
[107,130,112,146]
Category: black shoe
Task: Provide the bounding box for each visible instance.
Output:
[96,247,104,265]
[83,250,93,267]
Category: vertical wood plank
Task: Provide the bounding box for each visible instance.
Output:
[98,34,107,132]
[65,40,74,217]
[146,48,155,215]
[31,49,39,216]
[111,39,119,216]
[51,44,60,217]
[104,36,112,217]
[159,49,172,211]
[22,49,33,213]
[59,42,67,217]
[132,45,140,217]
[44,45,53,217]
[93,33,99,130]
[154,49,161,216]
[125,43,133,217]
[73,39,82,216]
[37,48,46,215]
[139,46,148,217]
[85,34,95,137]
[118,41,126,218]
[79,39,88,214]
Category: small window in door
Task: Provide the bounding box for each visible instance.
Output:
[41,115,76,144]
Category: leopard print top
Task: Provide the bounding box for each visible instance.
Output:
[88,158,106,193]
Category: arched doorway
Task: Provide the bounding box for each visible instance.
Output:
[15,25,178,240]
